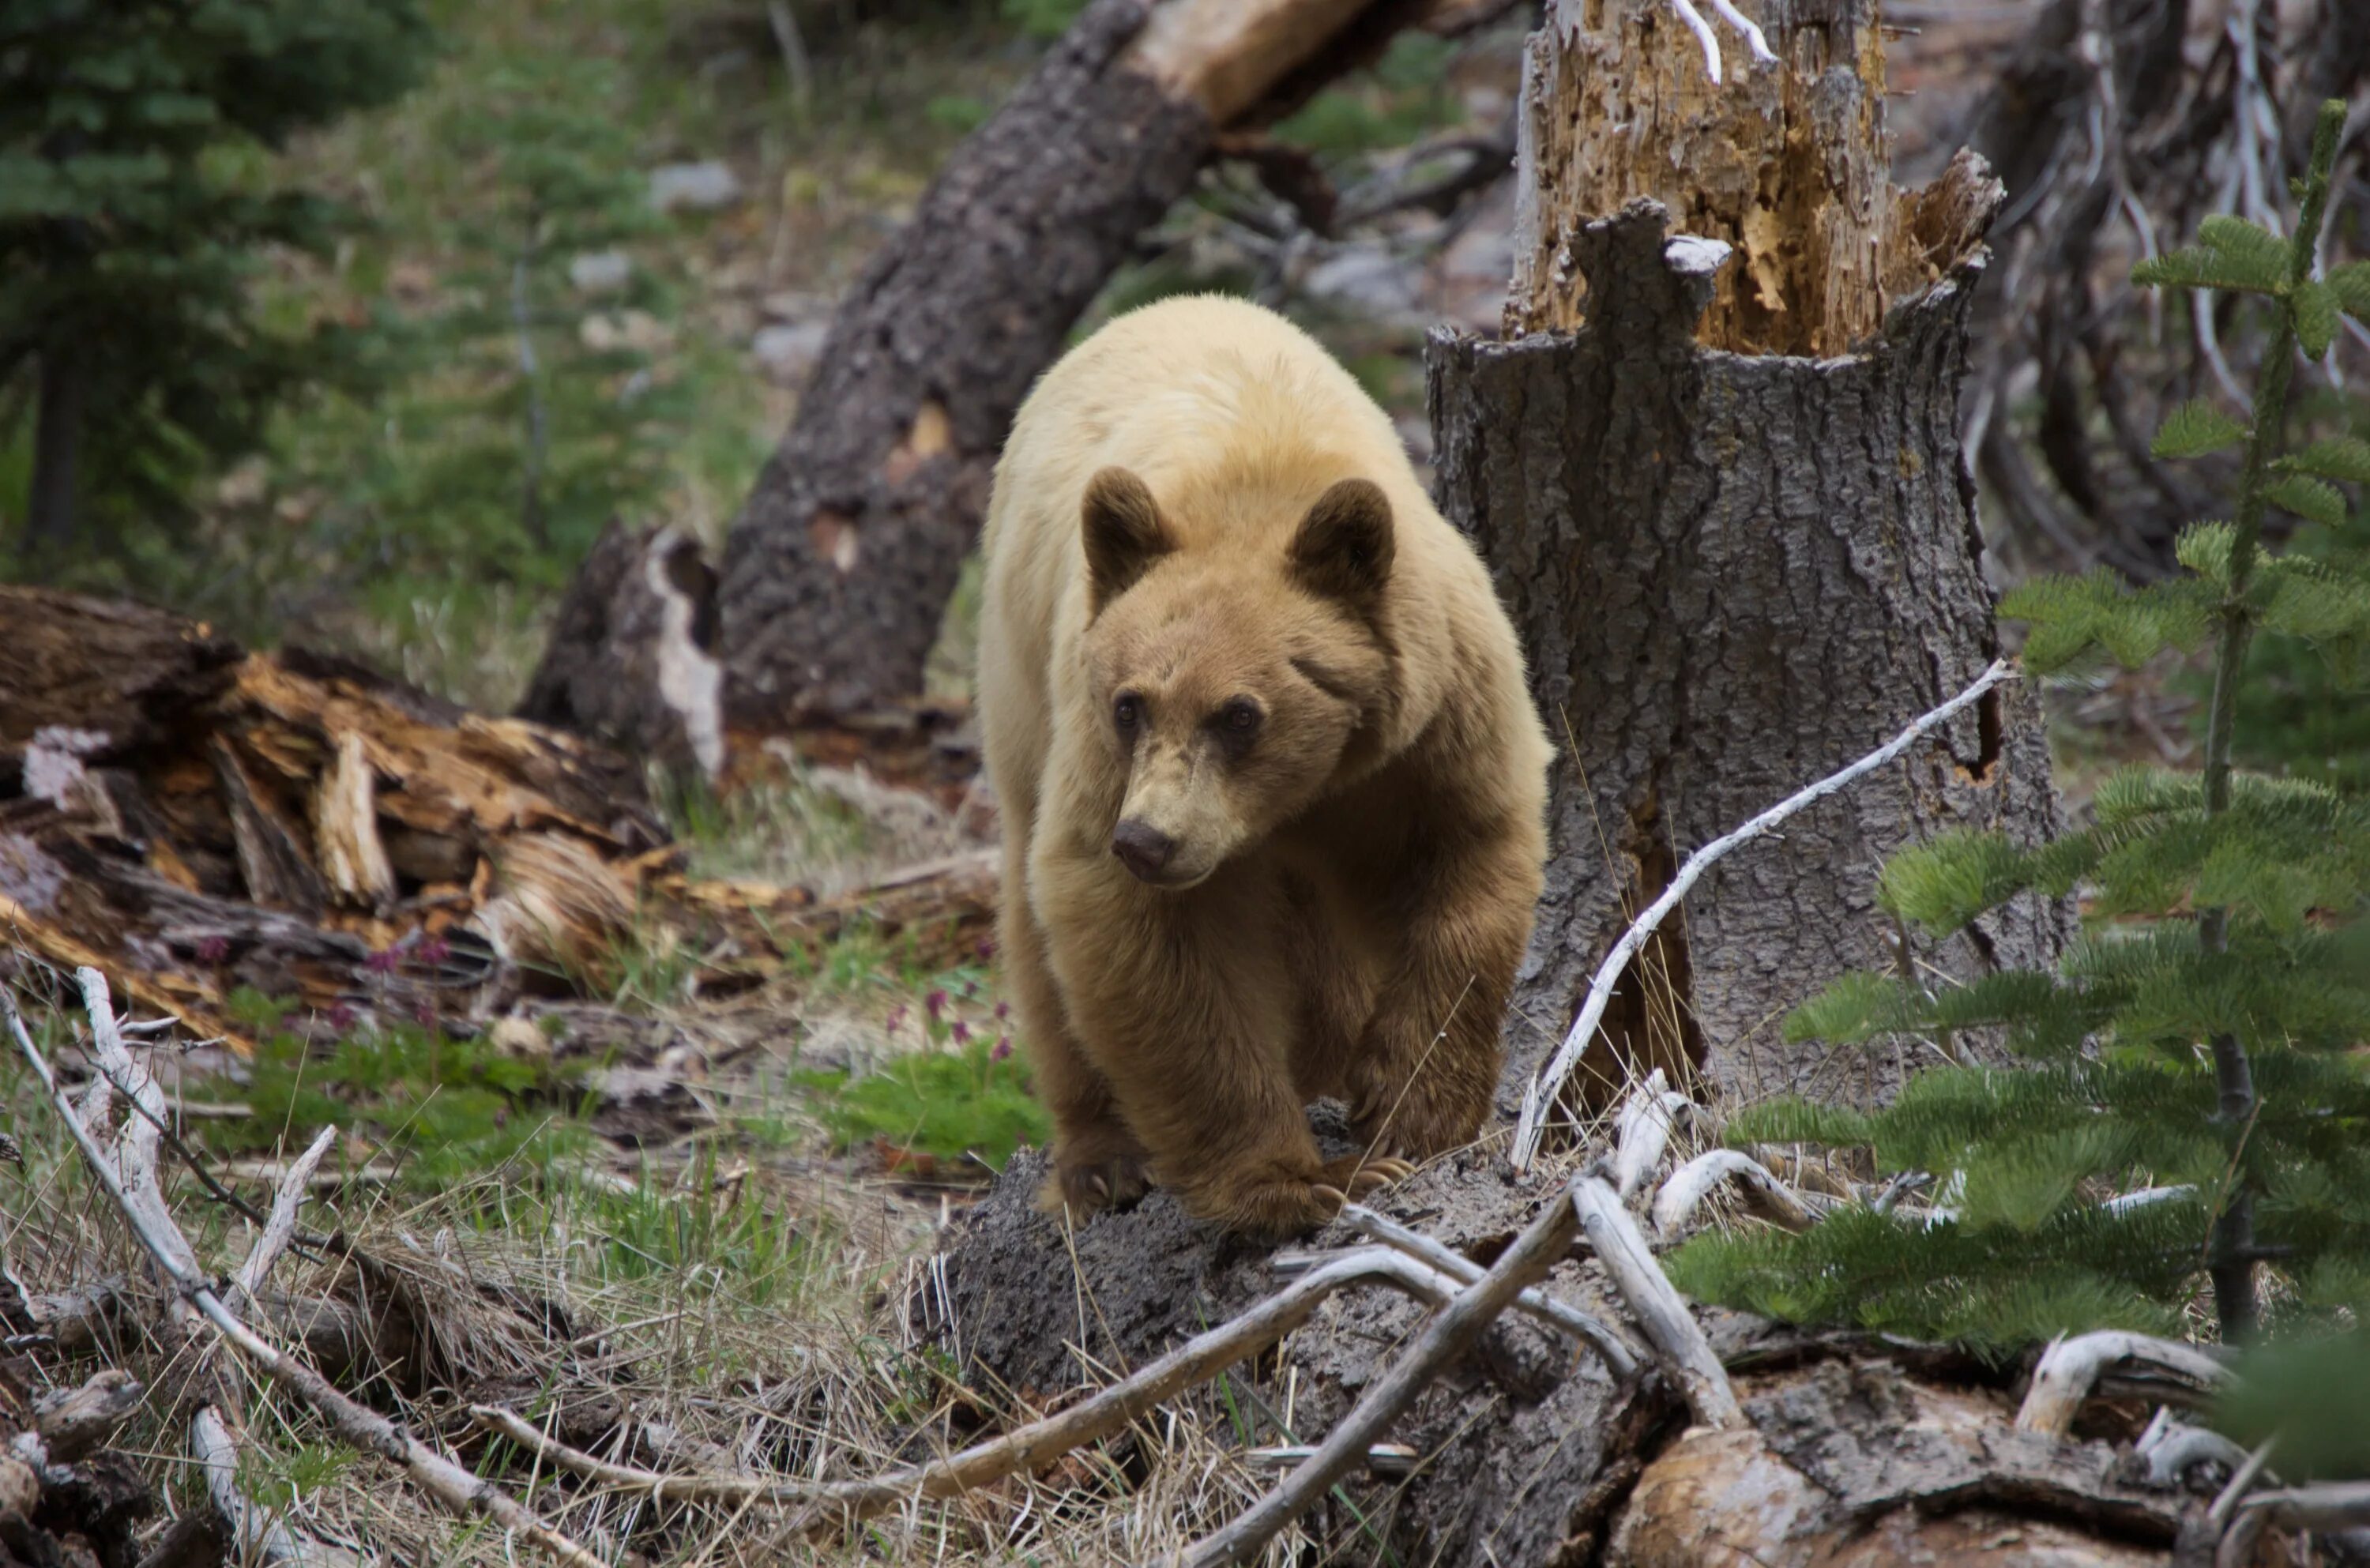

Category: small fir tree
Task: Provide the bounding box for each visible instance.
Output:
[0,0,433,557]
[1668,100,2370,1352]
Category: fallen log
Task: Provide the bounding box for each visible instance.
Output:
[698,0,1494,735]
[1,587,996,1050]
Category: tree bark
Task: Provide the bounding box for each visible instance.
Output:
[517,519,725,779]
[25,344,88,558]
[1436,0,2071,1118]
[712,0,1446,732]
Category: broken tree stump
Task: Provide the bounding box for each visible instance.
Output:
[1437,2,2070,1120]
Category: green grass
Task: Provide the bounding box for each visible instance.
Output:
[205,989,597,1191]
[798,1038,1047,1170]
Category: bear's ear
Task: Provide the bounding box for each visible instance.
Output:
[1082,467,1173,612]
[1289,478,1394,611]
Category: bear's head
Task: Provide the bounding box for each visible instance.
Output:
[1078,464,1395,889]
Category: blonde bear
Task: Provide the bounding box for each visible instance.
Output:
[976,295,1549,1239]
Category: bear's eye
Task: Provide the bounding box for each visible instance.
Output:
[1113,694,1143,733]
[1214,698,1263,753]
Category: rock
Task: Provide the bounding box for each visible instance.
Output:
[648,160,743,215]
[569,250,634,295]
[579,310,672,355]
[1300,244,1424,319]
[752,320,831,385]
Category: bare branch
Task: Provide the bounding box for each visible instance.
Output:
[1183,1183,1585,1566]
[1612,1069,1691,1199]
[231,1126,337,1309]
[477,1246,1474,1521]
[5,975,606,1568]
[1572,1176,1744,1429]
[2015,1330,2231,1437]
[1334,1201,1642,1378]
[1651,1150,1818,1239]
[1513,660,2020,1171]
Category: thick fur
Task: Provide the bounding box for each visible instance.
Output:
[976,295,1550,1240]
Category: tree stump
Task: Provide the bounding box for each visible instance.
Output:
[517,520,725,780]
[1435,0,2071,1120]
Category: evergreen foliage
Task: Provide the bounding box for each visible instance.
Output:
[1668,101,2370,1354]
[0,0,434,553]
[300,54,688,588]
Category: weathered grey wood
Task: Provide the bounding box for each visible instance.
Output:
[1430,199,2072,1115]
[714,0,1209,728]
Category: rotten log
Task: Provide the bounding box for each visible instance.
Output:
[1435,0,2071,1118]
[2,587,997,1049]
[704,0,1458,735]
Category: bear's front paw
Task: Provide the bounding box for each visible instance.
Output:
[1192,1154,1413,1241]
[1350,1070,1489,1160]
[1036,1149,1151,1224]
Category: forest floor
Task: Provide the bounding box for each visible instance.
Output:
[0,2,2240,1563]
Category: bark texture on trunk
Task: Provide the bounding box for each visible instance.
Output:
[713,0,1451,731]
[1436,197,2070,1116]
[717,0,1207,728]
[518,520,725,779]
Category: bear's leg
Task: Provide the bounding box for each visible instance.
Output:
[1039,852,1407,1241]
[1003,848,1150,1220]
[1348,820,1540,1159]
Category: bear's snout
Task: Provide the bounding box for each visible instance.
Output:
[1111,818,1178,882]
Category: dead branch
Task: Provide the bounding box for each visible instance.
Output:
[1334,1201,1642,1378]
[229,1125,337,1310]
[1611,1069,1691,1199]
[1650,1150,1818,1239]
[1571,1176,1744,1430]
[474,1245,1477,1525]
[1512,660,2021,1171]
[194,1405,359,1568]
[1182,1181,1585,1567]
[6,972,607,1568]
[2015,1330,2232,1437]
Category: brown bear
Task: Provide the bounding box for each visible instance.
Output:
[976,294,1550,1240]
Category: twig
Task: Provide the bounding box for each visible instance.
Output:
[2210,1435,2278,1528]
[1571,1176,1744,1429]
[476,1246,1476,1522]
[1651,1150,1817,1239]
[1612,1070,1690,1199]
[2136,1417,2251,1487]
[195,1406,354,1567]
[1183,1182,1586,1566]
[1513,660,2019,1171]
[763,0,814,112]
[2234,1480,2370,1530]
[6,974,606,1568]
[1334,1202,1641,1378]
[231,1125,337,1308]
[2014,1330,2230,1437]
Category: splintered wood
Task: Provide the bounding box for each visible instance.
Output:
[1,587,993,1052]
[1507,0,1996,352]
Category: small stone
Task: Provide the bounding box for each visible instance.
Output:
[752,320,831,385]
[568,250,634,295]
[1301,245,1424,318]
[648,160,744,215]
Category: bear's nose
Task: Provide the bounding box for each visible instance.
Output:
[1111,818,1177,882]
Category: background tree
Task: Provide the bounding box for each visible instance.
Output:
[0,0,432,561]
